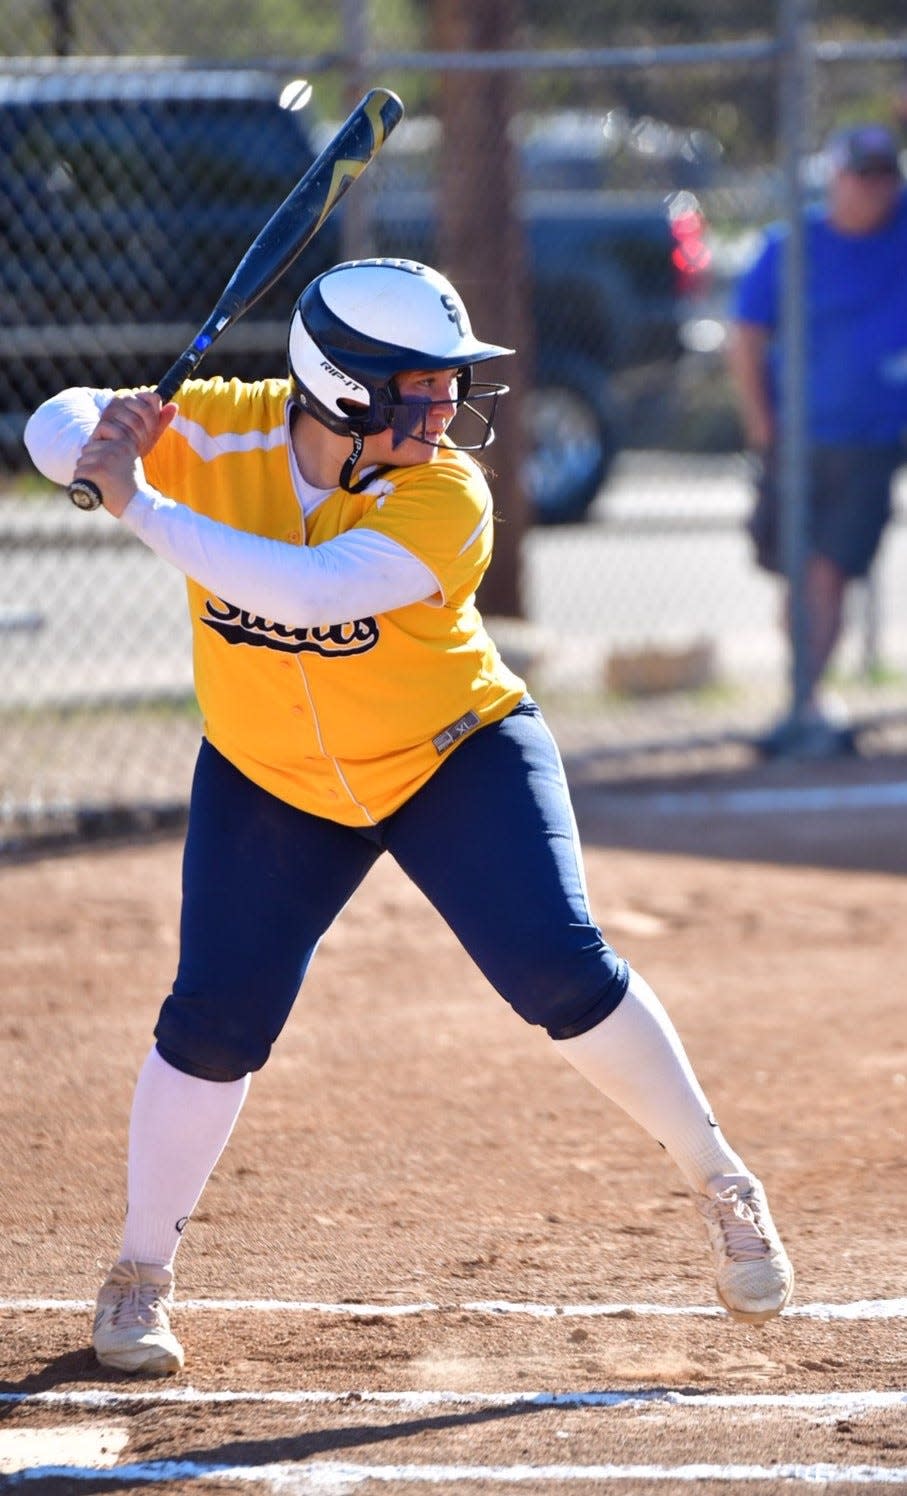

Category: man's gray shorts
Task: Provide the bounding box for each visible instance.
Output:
[747,443,903,579]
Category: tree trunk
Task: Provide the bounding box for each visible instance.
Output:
[430,0,531,618]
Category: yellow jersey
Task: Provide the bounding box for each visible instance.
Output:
[144,376,526,825]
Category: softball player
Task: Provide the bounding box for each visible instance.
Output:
[26,259,792,1375]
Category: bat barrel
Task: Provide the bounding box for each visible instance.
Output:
[363,86,405,137]
[67,85,405,511]
[216,87,405,314]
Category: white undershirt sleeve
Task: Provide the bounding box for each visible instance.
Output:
[120,482,439,627]
[23,389,440,626]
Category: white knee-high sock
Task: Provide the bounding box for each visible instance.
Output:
[118,1046,250,1269]
[554,968,746,1192]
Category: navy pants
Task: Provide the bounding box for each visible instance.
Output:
[155,698,628,1080]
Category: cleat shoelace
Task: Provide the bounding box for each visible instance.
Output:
[110,1284,167,1330]
[704,1186,770,1262]
[100,1266,171,1331]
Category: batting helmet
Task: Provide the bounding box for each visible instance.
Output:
[287,259,512,476]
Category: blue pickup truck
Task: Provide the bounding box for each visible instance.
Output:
[0,69,711,521]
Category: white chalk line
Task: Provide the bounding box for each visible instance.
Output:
[4,1390,904,1486]
[648,780,907,816]
[2,1388,905,1415]
[4,1458,907,1486]
[5,1296,903,1487]
[4,1295,906,1320]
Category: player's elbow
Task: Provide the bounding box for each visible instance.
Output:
[25,388,108,487]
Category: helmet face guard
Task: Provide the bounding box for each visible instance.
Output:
[287,259,513,481]
[372,375,508,453]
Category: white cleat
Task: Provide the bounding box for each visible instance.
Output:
[92,1259,184,1374]
[696,1173,794,1324]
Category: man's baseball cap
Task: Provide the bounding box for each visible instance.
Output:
[827,123,901,175]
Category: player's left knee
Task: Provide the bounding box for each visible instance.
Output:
[154,992,272,1080]
[514,961,629,1040]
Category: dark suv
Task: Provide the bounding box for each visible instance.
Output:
[1,69,707,520]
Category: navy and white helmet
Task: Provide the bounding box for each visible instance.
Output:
[287,258,512,448]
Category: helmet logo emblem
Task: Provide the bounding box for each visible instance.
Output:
[319,357,362,390]
[441,293,466,337]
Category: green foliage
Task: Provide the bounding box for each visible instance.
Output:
[523,0,907,36]
[3,0,428,59]
[3,1,905,160]
[5,0,907,59]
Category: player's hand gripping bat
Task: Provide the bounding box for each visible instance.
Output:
[67,86,404,511]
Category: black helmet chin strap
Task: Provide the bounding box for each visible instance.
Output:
[339,430,365,492]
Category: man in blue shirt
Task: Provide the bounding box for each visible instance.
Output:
[728,123,907,757]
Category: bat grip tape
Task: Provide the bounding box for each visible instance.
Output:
[157,346,206,403]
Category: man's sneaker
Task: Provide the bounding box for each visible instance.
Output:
[757,703,855,762]
[92,1260,184,1374]
[696,1173,794,1324]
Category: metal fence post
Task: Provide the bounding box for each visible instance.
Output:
[777,0,815,721]
[340,0,375,260]
[861,573,881,678]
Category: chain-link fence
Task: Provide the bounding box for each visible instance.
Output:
[3,4,907,847]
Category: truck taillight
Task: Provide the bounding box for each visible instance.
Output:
[670,204,712,296]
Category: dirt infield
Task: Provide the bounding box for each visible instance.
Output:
[1,749,906,1491]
